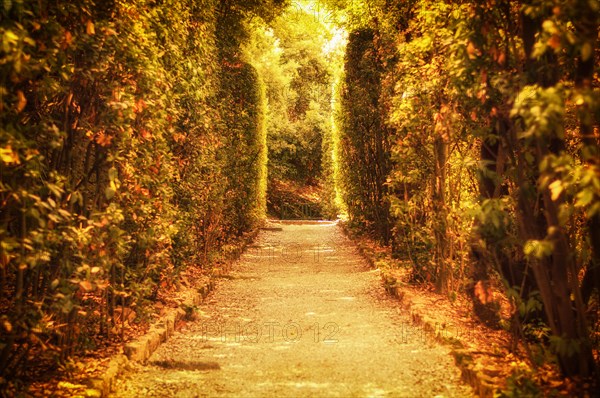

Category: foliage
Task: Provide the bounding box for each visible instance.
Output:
[386,0,477,292]
[0,0,274,386]
[337,27,392,241]
[241,2,345,218]
[248,6,334,186]
[1,0,599,388]
[328,0,599,379]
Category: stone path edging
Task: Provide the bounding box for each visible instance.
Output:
[343,223,500,398]
[86,280,214,397]
[85,228,259,397]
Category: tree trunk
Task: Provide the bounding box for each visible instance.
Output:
[434,136,449,293]
[573,0,600,306]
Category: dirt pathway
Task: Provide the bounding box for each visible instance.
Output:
[112,221,473,397]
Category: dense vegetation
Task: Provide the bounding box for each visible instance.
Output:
[0,0,281,384]
[331,0,599,382]
[242,4,344,217]
[1,0,599,393]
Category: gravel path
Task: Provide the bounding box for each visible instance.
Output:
[111,221,473,397]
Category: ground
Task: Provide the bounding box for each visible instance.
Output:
[111,221,473,397]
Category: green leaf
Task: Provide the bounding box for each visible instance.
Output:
[575,188,594,207]
[523,239,554,259]
[105,187,115,200]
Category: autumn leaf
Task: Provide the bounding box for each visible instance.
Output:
[133,98,146,113]
[547,34,561,50]
[466,41,479,59]
[173,133,186,143]
[480,69,487,85]
[86,20,95,35]
[140,129,152,140]
[16,90,27,113]
[95,280,110,290]
[57,381,86,390]
[497,51,506,65]
[0,252,10,267]
[477,88,487,103]
[95,131,113,146]
[79,280,93,292]
[62,30,73,49]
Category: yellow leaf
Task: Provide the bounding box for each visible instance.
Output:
[85,389,102,398]
[542,20,557,34]
[0,252,9,267]
[548,180,563,201]
[58,381,86,390]
[0,145,20,165]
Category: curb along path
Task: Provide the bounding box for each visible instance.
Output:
[110,221,473,397]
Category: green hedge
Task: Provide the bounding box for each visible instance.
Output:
[0,0,269,383]
[338,28,392,241]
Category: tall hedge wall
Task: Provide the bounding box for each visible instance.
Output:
[0,0,268,381]
[338,28,392,242]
